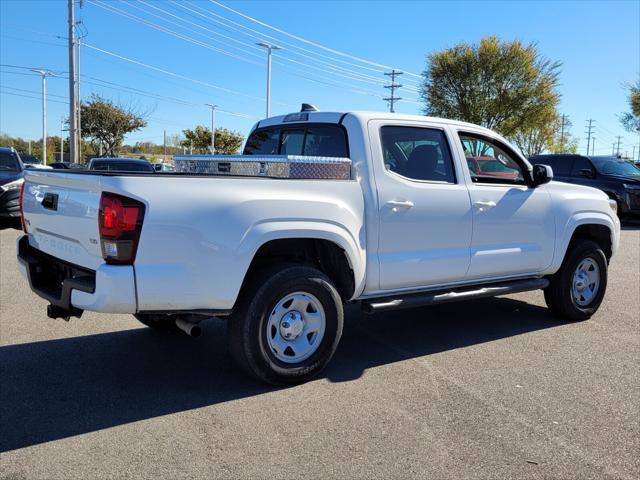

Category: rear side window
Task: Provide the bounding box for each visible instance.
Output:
[243,124,348,157]
[570,157,594,176]
[380,126,456,183]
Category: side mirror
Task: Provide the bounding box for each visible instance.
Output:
[580,168,595,179]
[533,164,553,186]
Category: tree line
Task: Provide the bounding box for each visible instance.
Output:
[1,94,244,163]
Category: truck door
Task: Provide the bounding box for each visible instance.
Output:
[456,132,555,279]
[369,120,473,291]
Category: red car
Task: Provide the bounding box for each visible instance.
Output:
[466,156,521,179]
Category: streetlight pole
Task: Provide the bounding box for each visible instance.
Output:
[256,42,281,118]
[31,69,55,164]
[205,104,218,154]
[60,118,64,161]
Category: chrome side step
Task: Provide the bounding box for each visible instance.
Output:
[361,278,549,314]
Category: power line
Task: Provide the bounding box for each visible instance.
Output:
[1,65,259,119]
[0,89,69,105]
[175,0,419,90]
[94,0,418,98]
[208,0,422,79]
[82,42,293,107]
[88,0,262,67]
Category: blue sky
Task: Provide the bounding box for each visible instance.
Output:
[1,0,638,157]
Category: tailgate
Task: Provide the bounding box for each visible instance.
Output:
[22,170,104,270]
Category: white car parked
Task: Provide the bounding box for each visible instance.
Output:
[17,108,620,384]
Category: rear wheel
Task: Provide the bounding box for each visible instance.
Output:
[544,239,608,321]
[229,265,343,385]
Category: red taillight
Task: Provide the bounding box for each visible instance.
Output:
[19,181,27,233]
[98,192,145,265]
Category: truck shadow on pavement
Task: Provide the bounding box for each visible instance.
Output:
[1,296,562,452]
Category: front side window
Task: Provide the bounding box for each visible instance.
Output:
[570,157,594,176]
[459,134,526,184]
[380,126,456,183]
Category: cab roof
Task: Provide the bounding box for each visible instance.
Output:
[255,110,496,136]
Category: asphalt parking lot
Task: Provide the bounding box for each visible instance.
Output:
[0,223,638,480]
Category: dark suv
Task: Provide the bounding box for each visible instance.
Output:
[0,147,24,219]
[530,154,640,218]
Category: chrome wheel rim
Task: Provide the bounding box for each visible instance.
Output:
[572,258,600,307]
[266,292,326,364]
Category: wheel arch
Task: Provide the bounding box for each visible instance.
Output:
[235,222,366,305]
[552,213,617,272]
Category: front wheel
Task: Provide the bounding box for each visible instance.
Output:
[228,265,344,385]
[544,239,608,321]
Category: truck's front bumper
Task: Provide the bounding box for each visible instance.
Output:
[17,235,137,314]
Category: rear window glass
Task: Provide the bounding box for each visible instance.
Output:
[91,161,153,172]
[243,125,348,157]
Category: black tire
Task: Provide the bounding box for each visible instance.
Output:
[134,313,178,332]
[228,264,344,385]
[544,239,608,321]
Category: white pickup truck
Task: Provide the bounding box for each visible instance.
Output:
[17,108,620,384]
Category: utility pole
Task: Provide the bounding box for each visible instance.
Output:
[256,42,281,118]
[633,145,636,161]
[585,119,594,156]
[74,8,87,163]
[190,140,193,155]
[205,104,218,154]
[76,35,82,162]
[591,137,595,156]
[616,136,622,155]
[383,70,403,113]
[28,140,31,155]
[559,114,571,151]
[68,0,77,163]
[612,143,616,155]
[60,118,64,161]
[31,69,55,164]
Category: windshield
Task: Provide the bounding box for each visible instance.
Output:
[0,151,21,171]
[592,159,640,177]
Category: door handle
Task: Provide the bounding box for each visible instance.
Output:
[385,200,414,211]
[473,200,496,210]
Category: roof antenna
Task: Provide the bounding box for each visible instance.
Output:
[301,103,319,112]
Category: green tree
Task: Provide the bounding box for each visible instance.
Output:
[620,80,640,133]
[421,36,561,137]
[80,94,147,156]
[180,126,244,154]
[512,113,578,157]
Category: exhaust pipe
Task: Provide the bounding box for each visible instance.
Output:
[175,318,202,337]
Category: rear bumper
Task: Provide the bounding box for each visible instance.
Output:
[17,235,137,314]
